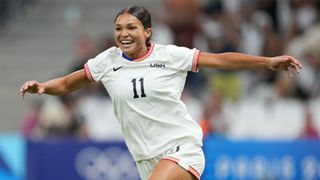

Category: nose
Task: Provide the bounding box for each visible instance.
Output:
[119,29,129,38]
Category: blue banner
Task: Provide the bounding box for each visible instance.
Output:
[202,135,320,180]
[27,138,139,180]
[0,134,25,180]
[2,134,318,180]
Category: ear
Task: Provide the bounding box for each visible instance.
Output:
[145,28,152,39]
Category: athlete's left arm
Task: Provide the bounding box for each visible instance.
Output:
[197,52,302,76]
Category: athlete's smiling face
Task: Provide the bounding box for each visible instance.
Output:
[114,13,151,59]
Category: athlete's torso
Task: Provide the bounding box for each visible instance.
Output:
[85,43,203,160]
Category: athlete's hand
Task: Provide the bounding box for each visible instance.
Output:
[268,55,302,77]
[20,80,45,99]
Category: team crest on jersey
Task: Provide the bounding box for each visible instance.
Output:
[150,63,165,68]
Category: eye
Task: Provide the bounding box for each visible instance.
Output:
[128,26,137,30]
[115,27,121,31]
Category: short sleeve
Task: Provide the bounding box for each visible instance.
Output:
[166,45,200,72]
[84,48,114,82]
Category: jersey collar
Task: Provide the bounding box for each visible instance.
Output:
[122,43,154,62]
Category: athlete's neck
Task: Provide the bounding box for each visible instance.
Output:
[122,53,135,61]
[123,46,150,61]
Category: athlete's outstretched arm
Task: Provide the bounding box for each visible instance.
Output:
[198,52,302,76]
[20,69,91,99]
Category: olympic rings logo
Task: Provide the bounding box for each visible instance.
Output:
[75,147,139,180]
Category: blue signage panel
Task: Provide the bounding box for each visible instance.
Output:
[27,138,139,180]
[0,134,25,180]
[202,136,320,180]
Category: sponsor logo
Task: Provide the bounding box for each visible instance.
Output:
[150,63,165,68]
[167,145,180,154]
[113,66,124,72]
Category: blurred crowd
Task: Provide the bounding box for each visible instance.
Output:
[20,0,320,141]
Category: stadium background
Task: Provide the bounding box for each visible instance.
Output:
[0,0,319,179]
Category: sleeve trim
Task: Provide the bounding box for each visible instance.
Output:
[192,49,200,72]
[84,63,94,82]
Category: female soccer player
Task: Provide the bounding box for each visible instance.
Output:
[20,6,302,180]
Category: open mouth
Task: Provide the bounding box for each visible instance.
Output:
[120,40,134,48]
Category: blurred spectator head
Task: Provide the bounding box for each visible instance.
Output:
[163,0,202,47]
[164,0,201,21]
[38,97,73,136]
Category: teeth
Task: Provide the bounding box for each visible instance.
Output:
[121,40,133,44]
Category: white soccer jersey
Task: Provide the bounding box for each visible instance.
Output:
[84,43,203,161]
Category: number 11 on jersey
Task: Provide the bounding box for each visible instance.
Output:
[131,78,147,99]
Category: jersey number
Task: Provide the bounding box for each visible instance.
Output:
[131,78,146,98]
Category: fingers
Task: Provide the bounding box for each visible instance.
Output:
[289,56,302,72]
[281,55,302,75]
[20,91,26,99]
[290,62,300,73]
[20,82,30,99]
[38,87,45,95]
[20,83,28,99]
[20,80,40,99]
[21,81,31,92]
[287,66,295,77]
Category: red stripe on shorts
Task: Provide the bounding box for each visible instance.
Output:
[161,156,200,180]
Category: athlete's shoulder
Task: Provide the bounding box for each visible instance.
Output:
[153,43,178,50]
[152,43,181,54]
[91,46,121,63]
[163,44,195,60]
[86,46,121,81]
[151,43,194,51]
[98,46,121,58]
[155,43,192,54]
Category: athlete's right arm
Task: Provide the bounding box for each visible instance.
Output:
[20,69,91,99]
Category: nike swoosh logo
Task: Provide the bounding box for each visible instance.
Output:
[113,66,123,72]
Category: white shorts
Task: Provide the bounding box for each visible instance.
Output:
[135,142,205,180]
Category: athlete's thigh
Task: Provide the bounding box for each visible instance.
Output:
[148,159,196,180]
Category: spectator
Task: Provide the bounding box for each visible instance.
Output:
[37,95,81,138]
[299,106,319,139]
[74,84,123,141]
[199,91,230,138]
[287,24,320,101]
[162,0,208,96]
[20,99,42,138]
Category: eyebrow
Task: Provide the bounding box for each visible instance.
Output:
[115,23,137,26]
